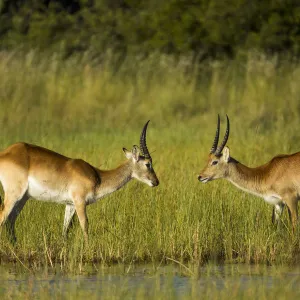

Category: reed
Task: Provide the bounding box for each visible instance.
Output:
[0,50,300,269]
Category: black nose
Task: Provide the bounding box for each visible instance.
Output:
[198,175,202,181]
[155,179,160,186]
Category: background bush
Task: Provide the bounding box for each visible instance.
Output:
[1,0,300,60]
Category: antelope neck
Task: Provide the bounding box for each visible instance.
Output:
[95,160,133,198]
[226,160,266,196]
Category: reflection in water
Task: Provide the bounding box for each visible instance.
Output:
[1,264,300,299]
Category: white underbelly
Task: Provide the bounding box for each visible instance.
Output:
[28,177,71,204]
[228,179,282,205]
[263,194,283,205]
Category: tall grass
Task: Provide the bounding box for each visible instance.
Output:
[0,50,300,269]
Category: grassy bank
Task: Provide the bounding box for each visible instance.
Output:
[0,51,300,270]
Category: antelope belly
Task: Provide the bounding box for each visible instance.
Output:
[28,176,70,204]
[263,194,282,205]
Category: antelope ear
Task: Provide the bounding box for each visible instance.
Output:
[222,146,230,163]
[131,145,140,162]
[123,148,132,159]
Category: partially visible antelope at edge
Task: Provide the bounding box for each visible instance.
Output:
[0,121,159,243]
[198,115,300,231]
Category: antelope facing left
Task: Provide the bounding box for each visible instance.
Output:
[0,121,159,243]
[198,115,300,232]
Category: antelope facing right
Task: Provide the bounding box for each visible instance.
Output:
[198,115,300,231]
[0,121,159,243]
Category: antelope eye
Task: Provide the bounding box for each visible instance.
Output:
[145,163,151,169]
[211,160,218,166]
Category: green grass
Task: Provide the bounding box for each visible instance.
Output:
[1,50,300,269]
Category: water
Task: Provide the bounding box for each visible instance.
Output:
[1,263,300,299]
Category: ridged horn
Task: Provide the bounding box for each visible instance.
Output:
[140,120,151,159]
[210,114,220,153]
[215,115,230,156]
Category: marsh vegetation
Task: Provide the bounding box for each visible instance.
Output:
[0,51,300,271]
